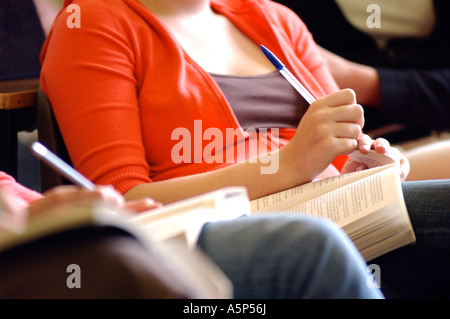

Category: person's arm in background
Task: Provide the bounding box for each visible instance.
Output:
[376,67,450,130]
[319,46,450,130]
[318,47,381,107]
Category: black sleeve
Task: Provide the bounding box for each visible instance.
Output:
[377,67,450,131]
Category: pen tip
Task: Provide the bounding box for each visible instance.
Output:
[31,142,47,156]
[260,44,284,71]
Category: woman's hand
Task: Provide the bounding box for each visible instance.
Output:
[0,190,29,232]
[1,185,161,234]
[124,197,162,213]
[32,185,161,215]
[283,88,364,181]
[25,185,161,225]
[341,134,410,180]
[27,185,125,217]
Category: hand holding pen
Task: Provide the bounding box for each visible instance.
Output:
[260,45,364,176]
[260,45,409,180]
[31,142,162,212]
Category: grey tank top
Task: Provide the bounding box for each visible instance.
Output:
[211,71,308,130]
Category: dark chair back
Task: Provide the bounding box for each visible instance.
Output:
[36,86,73,192]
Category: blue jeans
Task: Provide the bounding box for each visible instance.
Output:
[371,179,450,298]
[198,215,383,299]
[198,179,450,299]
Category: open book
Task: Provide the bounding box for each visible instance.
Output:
[0,187,249,299]
[130,186,250,247]
[250,150,416,261]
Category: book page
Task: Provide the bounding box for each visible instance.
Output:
[252,164,399,228]
[287,167,398,228]
[131,187,250,248]
[250,155,414,261]
[347,149,395,168]
[251,164,394,212]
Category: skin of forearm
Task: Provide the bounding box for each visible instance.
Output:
[319,47,381,107]
[124,150,313,205]
[344,62,381,108]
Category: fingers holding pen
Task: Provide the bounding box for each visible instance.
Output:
[311,89,365,144]
[315,89,364,128]
[357,134,373,154]
[318,88,357,106]
[287,88,367,178]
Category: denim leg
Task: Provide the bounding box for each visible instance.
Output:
[371,179,450,298]
[197,214,383,299]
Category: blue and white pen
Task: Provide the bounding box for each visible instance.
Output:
[260,44,316,105]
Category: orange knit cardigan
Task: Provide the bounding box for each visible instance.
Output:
[40,0,341,194]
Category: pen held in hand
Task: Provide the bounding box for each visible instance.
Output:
[260,44,316,105]
[31,142,95,190]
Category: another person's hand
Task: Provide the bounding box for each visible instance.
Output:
[1,185,161,233]
[32,185,162,215]
[341,135,410,181]
[124,197,162,213]
[29,185,126,216]
[0,190,29,232]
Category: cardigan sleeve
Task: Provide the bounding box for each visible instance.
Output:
[277,2,340,96]
[377,67,450,130]
[293,23,340,96]
[40,0,152,194]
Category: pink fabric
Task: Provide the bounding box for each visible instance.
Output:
[0,172,43,204]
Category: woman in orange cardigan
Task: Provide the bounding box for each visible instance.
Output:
[40,0,448,298]
[40,0,407,202]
